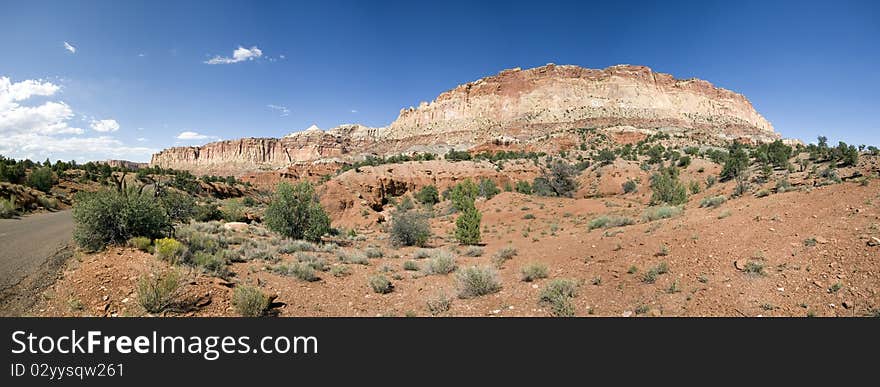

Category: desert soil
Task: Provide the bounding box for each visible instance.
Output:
[30,179,880,317]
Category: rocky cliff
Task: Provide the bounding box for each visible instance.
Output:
[385,64,776,144]
[151,64,778,174]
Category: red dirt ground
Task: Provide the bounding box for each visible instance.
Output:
[32,177,880,317]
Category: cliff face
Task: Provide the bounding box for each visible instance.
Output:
[151,129,372,175]
[384,64,776,144]
[151,64,778,175]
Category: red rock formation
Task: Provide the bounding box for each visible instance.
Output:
[151,64,779,175]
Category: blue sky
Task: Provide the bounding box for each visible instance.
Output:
[1,0,877,162]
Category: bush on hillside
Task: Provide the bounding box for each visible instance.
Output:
[72,189,170,251]
[263,182,331,242]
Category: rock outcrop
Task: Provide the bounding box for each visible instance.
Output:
[151,64,778,175]
[384,64,776,144]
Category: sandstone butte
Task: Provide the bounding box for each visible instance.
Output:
[150,63,782,175]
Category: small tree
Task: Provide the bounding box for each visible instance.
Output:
[454,199,481,245]
[72,188,170,251]
[649,167,688,206]
[622,180,638,194]
[450,179,478,212]
[26,167,57,192]
[390,210,431,247]
[264,182,331,242]
[596,149,616,165]
[720,143,750,181]
[477,178,500,199]
[767,140,792,169]
[547,162,578,197]
[158,190,196,223]
[515,181,532,195]
[415,185,439,205]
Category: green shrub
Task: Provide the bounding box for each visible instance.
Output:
[154,238,186,263]
[128,237,153,253]
[706,175,717,188]
[26,167,57,192]
[689,180,701,194]
[390,210,431,247]
[337,251,369,265]
[775,178,792,193]
[650,167,688,206]
[755,189,771,198]
[597,149,616,165]
[194,203,224,222]
[515,181,533,195]
[450,180,479,212]
[478,178,500,199]
[137,269,183,313]
[531,177,555,196]
[403,260,420,271]
[413,249,434,259]
[396,196,415,211]
[264,182,331,242]
[270,262,319,282]
[221,200,247,222]
[677,156,692,168]
[37,195,58,210]
[0,196,16,218]
[733,176,750,197]
[426,292,452,316]
[415,185,440,205]
[520,263,549,282]
[191,251,229,277]
[539,279,579,317]
[588,215,634,230]
[278,240,317,254]
[455,266,501,298]
[642,262,670,283]
[365,248,384,259]
[743,262,765,276]
[622,180,638,194]
[700,195,728,208]
[424,250,456,275]
[454,204,482,245]
[158,191,196,223]
[538,162,578,197]
[232,286,270,317]
[642,206,683,222]
[492,246,518,267]
[721,144,750,181]
[236,240,277,262]
[72,189,170,251]
[331,265,352,277]
[369,275,394,294]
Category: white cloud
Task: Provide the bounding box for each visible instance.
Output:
[204,46,263,64]
[90,119,120,132]
[136,137,147,142]
[0,75,152,162]
[63,41,76,54]
[138,53,145,57]
[350,109,358,113]
[267,104,290,116]
[0,77,82,135]
[176,131,215,140]
[0,133,154,162]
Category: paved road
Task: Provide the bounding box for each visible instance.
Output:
[0,210,74,316]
